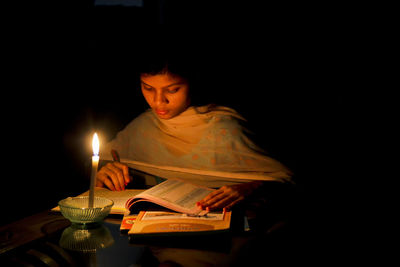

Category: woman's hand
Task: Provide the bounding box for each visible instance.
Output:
[96,162,131,191]
[197,181,263,211]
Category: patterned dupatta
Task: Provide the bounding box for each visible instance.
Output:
[100,105,292,188]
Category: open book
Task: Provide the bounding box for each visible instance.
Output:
[125,179,214,216]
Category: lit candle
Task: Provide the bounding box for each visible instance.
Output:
[89,132,100,208]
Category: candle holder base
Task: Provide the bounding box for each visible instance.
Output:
[58,196,114,225]
[60,222,114,252]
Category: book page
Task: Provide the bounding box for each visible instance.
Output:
[139,179,213,210]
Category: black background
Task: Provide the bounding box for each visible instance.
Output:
[1,1,348,227]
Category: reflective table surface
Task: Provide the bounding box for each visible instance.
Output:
[0,183,313,266]
[0,212,252,266]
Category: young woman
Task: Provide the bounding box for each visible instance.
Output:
[95,47,292,211]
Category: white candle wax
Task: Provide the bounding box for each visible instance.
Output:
[89,155,99,208]
[89,133,100,208]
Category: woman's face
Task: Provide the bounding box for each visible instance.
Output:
[140,72,191,120]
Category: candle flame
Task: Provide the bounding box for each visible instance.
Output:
[92,132,99,156]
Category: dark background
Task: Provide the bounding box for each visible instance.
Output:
[1,1,347,226]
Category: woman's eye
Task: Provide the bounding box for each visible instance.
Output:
[143,85,153,91]
[167,88,180,93]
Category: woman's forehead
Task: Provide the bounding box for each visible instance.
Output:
[140,73,187,87]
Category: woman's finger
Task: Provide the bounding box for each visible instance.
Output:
[202,192,228,207]
[197,189,224,206]
[102,167,123,191]
[96,172,116,191]
[102,176,116,191]
[208,194,240,211]
[107,164,125,190]
[224,197,244,211]
[113,162,131,185]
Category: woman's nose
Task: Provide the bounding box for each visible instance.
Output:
[154,91,169,105]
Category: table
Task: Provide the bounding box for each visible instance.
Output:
[0,184,309,266]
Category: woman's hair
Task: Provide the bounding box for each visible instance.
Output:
[139,45,196,81]
[137,40,212,106]
[134,27,232,107]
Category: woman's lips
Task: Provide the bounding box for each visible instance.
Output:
[156,109,169,115]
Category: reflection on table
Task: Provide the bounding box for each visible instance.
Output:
[0,181,309,266]
[59,223,114,252]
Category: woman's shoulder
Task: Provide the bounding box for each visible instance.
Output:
[206,105,247,127]
[195,104,246,121]
[193,105,247,135]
